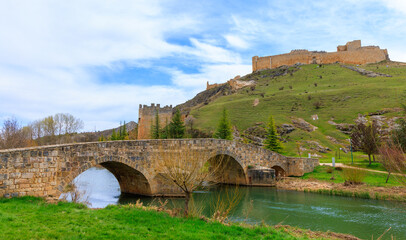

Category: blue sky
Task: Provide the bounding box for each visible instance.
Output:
[1,0,405,131]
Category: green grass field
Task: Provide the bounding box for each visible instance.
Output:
[190,61,406,160]
[0,197,333,240]
[301,165,402,187]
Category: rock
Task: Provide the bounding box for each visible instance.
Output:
[326,136,340,144]
[341,65,392,77]
[277,124,296,136]
[253,98,259,107]
[291,117,317,132]
[328,119,354,135]
[306,140,331,153]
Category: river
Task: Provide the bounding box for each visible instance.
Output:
[67,167,406,239]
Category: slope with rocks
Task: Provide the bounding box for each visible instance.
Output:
[179,61,406,159]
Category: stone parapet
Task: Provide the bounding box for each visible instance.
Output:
[0,139,319,200]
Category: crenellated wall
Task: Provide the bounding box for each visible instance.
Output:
[252,40,389,72]
[138,104,173,139]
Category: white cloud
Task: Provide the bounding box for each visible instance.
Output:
[185,38,242,64]
[170,64,251,88]
[224,35,249,49]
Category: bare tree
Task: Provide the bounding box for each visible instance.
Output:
[351,120,380,166]
[379,142,406,184]
[153,142,228,216]
[0,117,28,149]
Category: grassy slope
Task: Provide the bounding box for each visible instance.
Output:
[301,165,402,187]
[190,62,406,165]
[0,197,329,240]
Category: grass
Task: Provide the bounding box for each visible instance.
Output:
[301,165,402,187]
[189,62,406,160]
[0,196,330,240]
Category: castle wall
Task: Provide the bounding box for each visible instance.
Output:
[138,104,173,139]
[253,40,389,72]
[252,56,271,72]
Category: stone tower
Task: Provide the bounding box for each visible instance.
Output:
[137,104,173,139]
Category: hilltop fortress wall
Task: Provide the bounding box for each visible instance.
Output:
[252,40,389,72]
[138,104,173,139]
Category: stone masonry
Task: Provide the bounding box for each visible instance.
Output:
[137,104,173,139]
[0,139,319,200]
[252,40,389,72]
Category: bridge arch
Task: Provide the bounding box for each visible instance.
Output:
[206,153,247,185]
[59,155,153,197]
[271,165,286,180]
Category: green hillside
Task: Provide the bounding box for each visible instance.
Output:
[188,61,406,161]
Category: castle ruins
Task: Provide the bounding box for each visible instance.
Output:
[252,40,389,72]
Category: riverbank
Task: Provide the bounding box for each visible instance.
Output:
[277,177,406,202]
[0,196,360,240]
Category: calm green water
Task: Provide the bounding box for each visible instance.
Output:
[73,168,406,239]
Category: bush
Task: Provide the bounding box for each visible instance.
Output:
[342,168,366,185]
[279,86,284,90]
[313,101,322,109]
[325,167,333,173]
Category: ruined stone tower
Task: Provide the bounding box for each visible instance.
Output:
[137,104,173,139]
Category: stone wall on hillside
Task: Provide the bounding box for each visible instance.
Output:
[252,40,389,72]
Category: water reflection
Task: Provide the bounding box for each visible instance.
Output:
[71,167,405,239]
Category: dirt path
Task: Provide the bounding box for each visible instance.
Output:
[320,163,404,176]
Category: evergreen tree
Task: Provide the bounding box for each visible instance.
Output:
[161,118,169,139]
[169,109,185,139]
[152,111,160,139]
[98,134,106,141]
[264,115,283,153]
[110,129,117,141]
[121,121,128,140]
[213,108,233,140]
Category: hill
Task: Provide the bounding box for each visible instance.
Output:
[181,61,406,160]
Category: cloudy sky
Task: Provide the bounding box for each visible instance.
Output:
[1,0,405,131]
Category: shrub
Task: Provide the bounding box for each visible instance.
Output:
[335,166,343,171]
[342,168,366,185]
[314,82,318,87]
[289,85,293,89]
[307,95,312,100]
[279,86,284,90]
[313,101,322,109]
[325,167,333,173]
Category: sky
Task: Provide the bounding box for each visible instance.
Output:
[1,0,406,131]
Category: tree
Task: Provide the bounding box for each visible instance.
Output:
[379,142,406,184]
[264,115,283,153]
[351,120,380,166]
[153,142,227,216]
[160,118,169,139]
[152,111,160,139]
[0,117,27,149]
[213,108,233,140]
[169,109,185,139]
[110,129,117,141]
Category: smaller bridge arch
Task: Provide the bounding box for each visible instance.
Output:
[206,153,247,185]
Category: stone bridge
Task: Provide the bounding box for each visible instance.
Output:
[0,139,318,200]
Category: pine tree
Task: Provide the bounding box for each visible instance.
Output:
[152,111,160,139]
[264,115,283,153]
[121,121,128,140]
[169,109,185,139]
[213,108,233,140]
[98,134,105,141]
[161,118,169,139]
[110,129,117,141]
